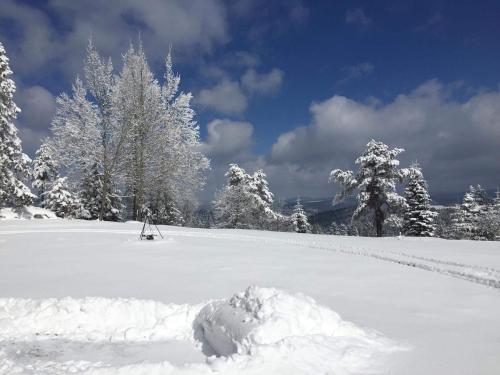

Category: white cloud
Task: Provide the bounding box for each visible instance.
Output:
[197,79,248,114]
[1,0,229,78]
[241,68,284,95]
[201,119,254,159]
[199,118,257,200]
[15,86,56,131]
[266,80,500,196]
[13,85,56,155]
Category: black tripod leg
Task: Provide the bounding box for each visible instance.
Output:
[154,222,164,239]
[140,218,147,240]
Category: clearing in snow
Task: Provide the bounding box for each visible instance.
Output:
[0,219,499,374]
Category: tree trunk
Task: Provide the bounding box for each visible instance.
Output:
[375,208,384,237]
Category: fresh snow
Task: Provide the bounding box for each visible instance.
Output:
[0,206,57,220]
[0,220,499,374]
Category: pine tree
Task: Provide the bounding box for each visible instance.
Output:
[330,140,408,237]
[347,224,359,236]
[79,163,122,221]
[251,170,274,206]
[329,221,339,235]
[0,41,35,208]
[214,164,256,228]
[32,140,58,205]
[151,192,184,226]
[291,198,311,233]
[214,164,279,229]
[79,163,102,219]
[42,177,78,218]
[403,163,437,237]
[452,188,481,239]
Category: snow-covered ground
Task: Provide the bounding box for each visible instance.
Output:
[0,220,499,374]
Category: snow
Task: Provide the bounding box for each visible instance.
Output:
[0,206,57,220]
[0,220,499,374]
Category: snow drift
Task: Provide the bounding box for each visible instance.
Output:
[0,206,56,220]
[0,287,402,374]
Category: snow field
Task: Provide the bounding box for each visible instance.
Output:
[0,287,401,374]
[1,220,499,374]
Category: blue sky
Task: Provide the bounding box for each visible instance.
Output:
[2,0,500,201]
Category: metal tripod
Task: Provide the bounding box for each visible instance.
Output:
[139,212,164,240]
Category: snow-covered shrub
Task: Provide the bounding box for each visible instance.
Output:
[42,177,78,218]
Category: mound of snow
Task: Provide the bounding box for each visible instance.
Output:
[195,286,364,356]
[0,206,57,220]
[195,286,403,373]
[0,297,203,342]
[0,288,404,374]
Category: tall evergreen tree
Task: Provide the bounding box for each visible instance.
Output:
[290,198,311,233]
[32,140,58,205]
[330,140,408,237]
[0,41,35,207]
[403,163,437,236]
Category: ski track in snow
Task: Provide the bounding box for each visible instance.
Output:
[3,226,498,290]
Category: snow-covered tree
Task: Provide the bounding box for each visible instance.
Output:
[214,164,255,229]
[290,198,311,233]
[403,163,437,237]
[79,163,122,221]
[150,192,184,226]
[251,170,274,206]
[113,42,164,219]
[149,49,209,214]
[42,177,78,218]
[32,140,58,205]
[214,164,277,229]
[51,77,101,176]
[0,41,35,208]
[329,221,339,235]
[330,221,348,235]
[347,224,359,236]
[330,140,408,237]
[477,207,500,241]
[451,188,482,239]
[470,184,490,206]
[50,41,209,221]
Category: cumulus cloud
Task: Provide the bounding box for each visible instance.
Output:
[15,86,56,131]
[197,67,284,114]
[201,119,254,160]
[266,80,500,197]
[345,8,372,28]
[197,79,248,114]
[241,68,284,95]
[14,85,56,155]
[199,119,258,200]
[0,0,229,78]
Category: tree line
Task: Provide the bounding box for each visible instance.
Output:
[214,140,500,240]
[1,40,498,239]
